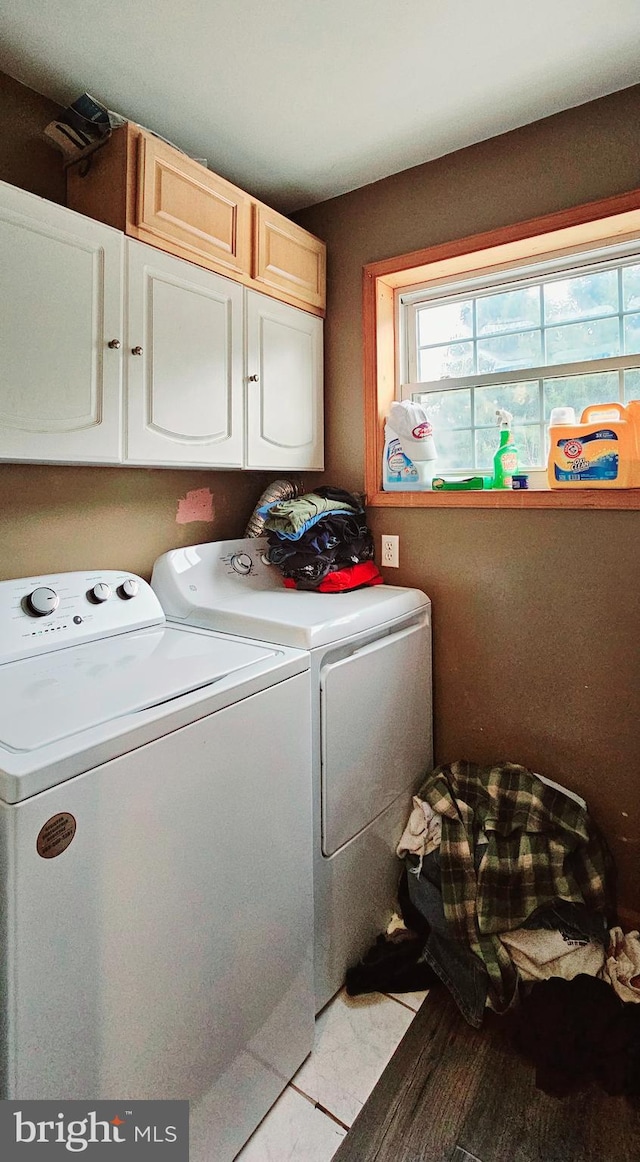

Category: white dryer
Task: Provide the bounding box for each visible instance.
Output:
[0,569,314,1162]
[152,538,433,1010]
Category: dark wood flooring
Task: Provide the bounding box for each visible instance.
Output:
[333,990,640,1162]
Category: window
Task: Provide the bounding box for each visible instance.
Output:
[363,186,640,507]
[400,246,640,481]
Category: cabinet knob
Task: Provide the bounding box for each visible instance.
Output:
[131,346,143,356]
[248,373,259,382]
[107,339,121,349]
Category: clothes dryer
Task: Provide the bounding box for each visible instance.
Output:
[0,569,313,1162]
[152,538,432,1010]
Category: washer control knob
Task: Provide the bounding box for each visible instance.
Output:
[26,586,59,617]
[89,582,112,603]
[117,579,139,600]
[230,552,252,575]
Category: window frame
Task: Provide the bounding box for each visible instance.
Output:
[363,187,640,508]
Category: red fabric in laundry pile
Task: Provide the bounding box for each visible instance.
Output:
[282,561,383,592]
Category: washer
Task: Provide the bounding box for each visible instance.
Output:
[152,537,433,1010]
[0,568,314,1162]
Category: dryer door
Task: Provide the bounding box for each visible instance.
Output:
[320,617,432,857]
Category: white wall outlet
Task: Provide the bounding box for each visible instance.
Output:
[381,534,399,568]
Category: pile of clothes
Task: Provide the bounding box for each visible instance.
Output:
[346,759,640,1097]
[259,485,383,592]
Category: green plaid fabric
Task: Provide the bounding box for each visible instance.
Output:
[418,760,613,1014]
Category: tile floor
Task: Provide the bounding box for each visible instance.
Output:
[236,987,428,1161]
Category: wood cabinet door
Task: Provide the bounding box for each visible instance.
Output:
[125,241,244,467]
[246,290,324,470]
[0,181,123,464]
[254,206,326,311]
[137,134,252,278]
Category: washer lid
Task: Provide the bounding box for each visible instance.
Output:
[0,624,277,752]
[152,538,430,649]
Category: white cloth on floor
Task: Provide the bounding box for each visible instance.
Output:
[499,926,605,982]
[600,927,640,1003]
[396,796,442,863]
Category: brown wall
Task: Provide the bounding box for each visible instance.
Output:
[0,73,303,582]
[296,86,640,915]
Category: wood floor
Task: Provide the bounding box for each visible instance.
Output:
[333,989,640,1162]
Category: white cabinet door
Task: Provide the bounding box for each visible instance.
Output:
[246,290,324,470]
[125,241,244,467]
[0,181,123,463]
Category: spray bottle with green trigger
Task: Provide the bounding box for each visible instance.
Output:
[492,408,518,489]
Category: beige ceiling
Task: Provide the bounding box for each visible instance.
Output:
[1,0,639,212]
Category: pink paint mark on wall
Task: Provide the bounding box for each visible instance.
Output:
[176,488,215,524]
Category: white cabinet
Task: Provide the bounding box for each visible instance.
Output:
[125,241,244,467]
[246,291,324,470]
[0,182,123,464]
[0,182,324,471]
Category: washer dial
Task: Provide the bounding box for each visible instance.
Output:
[89,582,111,603]
[26,586,59,617]
[230,553,253,575]
[117,579,139,600]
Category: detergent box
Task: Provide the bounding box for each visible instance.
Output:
[547,401,640,488]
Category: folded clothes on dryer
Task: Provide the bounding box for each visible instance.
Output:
[261,485,381,591]
[283,560,383,591]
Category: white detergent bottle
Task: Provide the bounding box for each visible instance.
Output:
[382,423,423,490]
[388,401,438,488]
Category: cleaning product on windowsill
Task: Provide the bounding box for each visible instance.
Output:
[386,401,438,488]
[547,401,640,488]
[432,476,492,491]
[492,408,519,489]
[382,423,423,490]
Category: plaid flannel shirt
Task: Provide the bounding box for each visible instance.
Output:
[418,760,613,1014]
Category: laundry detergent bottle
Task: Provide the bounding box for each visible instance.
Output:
[547,400,640,488]
[492,408,519,489]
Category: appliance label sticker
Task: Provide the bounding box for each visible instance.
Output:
[37,813,76,859]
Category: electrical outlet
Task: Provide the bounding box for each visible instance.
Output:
[381,534,399,568]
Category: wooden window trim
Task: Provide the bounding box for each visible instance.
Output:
[363,188,640,509]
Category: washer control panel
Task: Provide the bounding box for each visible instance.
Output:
[1,570,164,664]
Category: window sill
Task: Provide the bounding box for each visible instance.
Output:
[369,488,640,509]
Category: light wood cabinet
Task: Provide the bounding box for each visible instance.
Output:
[253,206,325,312]
[67,123,326,315]
[0,181,323,471]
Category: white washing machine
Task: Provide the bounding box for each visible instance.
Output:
[0,568,314,1162]
[152,538,433,1011]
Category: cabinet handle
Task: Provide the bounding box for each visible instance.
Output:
[248,373,259,382]
[107,339,121,349]
[131,346,143,356]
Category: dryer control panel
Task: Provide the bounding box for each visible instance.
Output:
[0,571,165,664]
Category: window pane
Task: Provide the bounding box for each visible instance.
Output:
[434,428,474,472]
[417,300,473,346]
[475,424,542,470]
[544,371,619,421]
[623,312,640,354]
[545,316,620,364]
[624,369,640,401]
[544,270,618,323]
[476,285,540,335]
[477,330,541,373]
[414,387,471,429]
[419,343,474,380]
[622,264,640,311]
[474,380,540,426]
